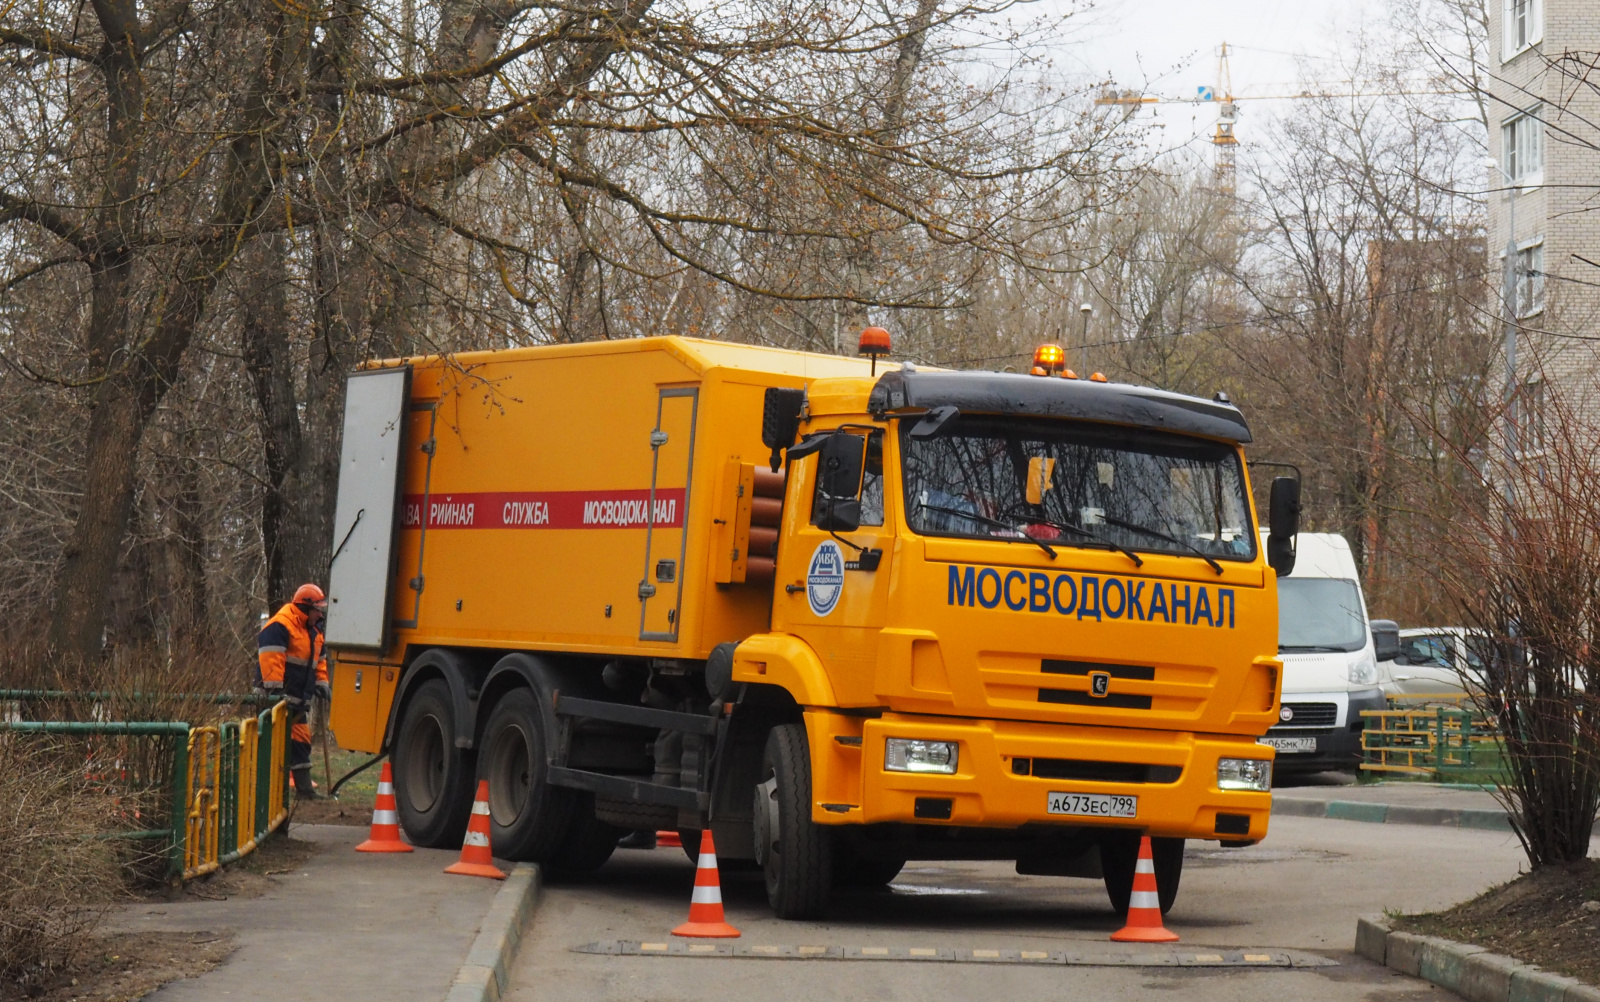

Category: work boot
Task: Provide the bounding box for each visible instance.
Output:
[617,829,657,850]
[292,767,321,800]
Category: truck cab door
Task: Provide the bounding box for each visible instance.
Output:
[640,388,698,640]
[771,430,892,703]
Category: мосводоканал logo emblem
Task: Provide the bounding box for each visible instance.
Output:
[807,540,845,617]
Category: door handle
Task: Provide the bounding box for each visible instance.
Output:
[638,581,657,599]
[650,430,669,448]
[785,583,804,594]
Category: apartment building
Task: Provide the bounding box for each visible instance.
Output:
[1486,0,1600,443]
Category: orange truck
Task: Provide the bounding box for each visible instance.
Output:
[324,333,1298,918]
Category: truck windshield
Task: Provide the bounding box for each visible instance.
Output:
[899,414,1256,562]
[1278,578,1367,652]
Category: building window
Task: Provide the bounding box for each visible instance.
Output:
[1515,378,1546,454]
[1502,107,1543,183]
[1503,0,1542,58]
[1516,242,1544,317]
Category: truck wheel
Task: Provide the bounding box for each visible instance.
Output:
[1100,833,1184,916]
[393,678,476,848]
[546,795,624,877]
[481,687,575,861]
[753,723,833,919]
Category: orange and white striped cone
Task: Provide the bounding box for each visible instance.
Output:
[657,830,682,848]
[1110,836,1179,942]
[670,829,740,938]
[444,780,506,879]
[355,761,414,853]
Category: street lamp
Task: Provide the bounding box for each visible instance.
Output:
[1078,303,1093,373]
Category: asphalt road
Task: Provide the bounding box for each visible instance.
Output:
[504,814,1532,1001]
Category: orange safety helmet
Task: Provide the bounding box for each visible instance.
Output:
[291,583,328,611]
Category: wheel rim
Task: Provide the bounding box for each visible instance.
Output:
[487,722,532,827]
[404,712,446,813]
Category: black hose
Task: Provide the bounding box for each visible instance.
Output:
[329,752,385,799]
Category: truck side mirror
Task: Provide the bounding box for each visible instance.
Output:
[762,387,806,470]
[1371,620,1400,662]
[814,433,865,532]
[1267,476,1300,577]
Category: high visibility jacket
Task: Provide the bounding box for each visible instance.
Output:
[255,602,326,703]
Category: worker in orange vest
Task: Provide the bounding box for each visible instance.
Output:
[255,583,331,799]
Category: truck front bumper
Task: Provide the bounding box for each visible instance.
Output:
[805,710,1273,843]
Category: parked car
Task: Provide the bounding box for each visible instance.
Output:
[1378,627,1489,697]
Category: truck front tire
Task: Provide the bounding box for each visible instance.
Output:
[1100,833,1184,916]
[481,687,575,862]
[754,723,833,919]
[393,678,476,848]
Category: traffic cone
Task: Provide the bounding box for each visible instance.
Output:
[355,762,413,853]
[444,780,506,879]
[1110,836,1179,942]
[657,830,682,848]
[670,829,740,938]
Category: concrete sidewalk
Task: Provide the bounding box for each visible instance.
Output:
[1273,782,1511,829]
[108,822,504,1001]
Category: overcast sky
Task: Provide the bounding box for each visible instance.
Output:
[1042,0,1391,164]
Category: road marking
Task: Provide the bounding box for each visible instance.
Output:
[573,942,1337,969]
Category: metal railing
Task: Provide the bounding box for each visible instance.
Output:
[1360,699,1502,776]
[0,698,291,881]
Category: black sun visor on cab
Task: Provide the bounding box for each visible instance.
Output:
[867,369,1252,444]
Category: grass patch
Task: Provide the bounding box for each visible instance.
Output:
[1394,859,1600,984]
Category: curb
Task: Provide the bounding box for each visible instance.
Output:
[1273,796,1511,830]
[1355,915,1600,1002]
[446,863,542,1002]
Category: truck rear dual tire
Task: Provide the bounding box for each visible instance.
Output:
[481,687,577,863]
[754,723,833,919]
[393,679,477,848]
[1100,833,1184,916]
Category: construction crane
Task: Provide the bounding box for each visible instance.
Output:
[1096,42,1454,196]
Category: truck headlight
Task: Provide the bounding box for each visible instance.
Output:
[884,738,959,774]
[1217,758,1272,792]
[1349,659,1378,685]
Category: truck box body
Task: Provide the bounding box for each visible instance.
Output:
[326,335,1284,916]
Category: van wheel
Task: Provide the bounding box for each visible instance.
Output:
[1100,833,1184,916]
[392,678,475,848]
[754,723,833,919]
[481,687,575,861]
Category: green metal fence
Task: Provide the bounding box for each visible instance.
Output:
[0,699,291,880]
[1361,699,1502,776]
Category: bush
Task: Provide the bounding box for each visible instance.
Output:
[1437,398,1600,867]
[0,738,123,993]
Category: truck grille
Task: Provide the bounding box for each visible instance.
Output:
[1012,757,1181,784]
[1037,659,1154,710]
[1273,702,1337,729]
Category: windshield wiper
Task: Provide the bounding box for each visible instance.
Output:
[1279,645,1350,653]
[1101,515,1224,574]
[914,503,1056,559]
[1019,515,1144,569]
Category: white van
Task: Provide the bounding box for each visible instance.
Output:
[1259,532,1387,773]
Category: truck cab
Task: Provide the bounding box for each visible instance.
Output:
[324,336,1291,921]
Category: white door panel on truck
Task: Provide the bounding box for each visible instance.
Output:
[325,366,411,649]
